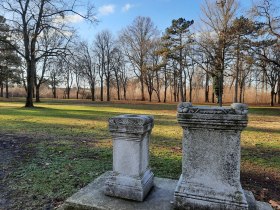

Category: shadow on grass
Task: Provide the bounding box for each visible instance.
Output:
[0,106,178,127]
[242,146,280,169]
[249,107,280,117]
[0,119,111,140]
[40,99,178,111]
[246,126,280,134]
[150,153,181,180]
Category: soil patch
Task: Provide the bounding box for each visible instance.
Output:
[241,167,280,209]
[0,133,35,210]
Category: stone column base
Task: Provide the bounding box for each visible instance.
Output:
[174,175,248,210]
[104,169,154,201]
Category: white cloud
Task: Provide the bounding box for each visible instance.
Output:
[122,3,134,12]
[98,4,115,16]
[54,14,83,24]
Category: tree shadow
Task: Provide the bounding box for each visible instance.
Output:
[248,107,280,117]
[246,126,280,134]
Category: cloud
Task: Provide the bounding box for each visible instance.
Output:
[98,4,115,16]
[54,14,83,24]
[122,3,134,12]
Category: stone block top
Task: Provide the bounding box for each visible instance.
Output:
[177,103,248,130]
[109,114,154,134]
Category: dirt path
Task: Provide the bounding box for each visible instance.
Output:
[0,133,33,210]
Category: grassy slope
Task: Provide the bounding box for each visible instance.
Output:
[0,100,279,209]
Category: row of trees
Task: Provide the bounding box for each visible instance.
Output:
[0,0,279,107]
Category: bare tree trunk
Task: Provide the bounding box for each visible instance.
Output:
[0,82,3,97]
[277,76,280,104]
[270,91,274,106]
[5,79,8,98]
[100,77,103,101]
[33,86,35,99]
[212,79,215,103]
[218,74,223,107]
[234,36,240,103]
[179,70,185,102]
[234,76,239,103]
[173,85,177,102]
[52,76,57,98]
[106,76,110,101]
[239,85,243,103]
[189,85,192,102]
[53,85,56,98]
[242,88,245,103]
[91,82,95,101]
[25,61,34,107]
[189,77,193,102]
[140,74,145,101]
[177,85,180,102]
[76,87,79,99]
[164,67,168,103]
[35,85,40,102]
[164,86,167,103]
[155,70,161,103]
[183,70,187,102]
[157,94,161,102]
[67,87,70,99]
[173,72,177,102]
[205,72,209,102]
[123,85,127,100]
[116,79,120,100]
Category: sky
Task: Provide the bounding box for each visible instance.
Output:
[70,0,254,42]
[74,0,204,41]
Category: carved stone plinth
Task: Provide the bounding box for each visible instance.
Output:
[104,114,154,201]
[174,103,249,210]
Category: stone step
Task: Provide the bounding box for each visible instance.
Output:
[256,201,274,210]
[61,172,273,210]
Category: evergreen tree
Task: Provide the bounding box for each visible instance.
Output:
[163,18,194,102]
[0,16,21,98]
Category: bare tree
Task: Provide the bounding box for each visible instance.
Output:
[93,30,114,101]
[252,0,280,40]
[78,41,96,101]
[61,55,74,99]
[120,16,158,101]
[34,28,72,102]
[110,47,125,100]
[0,0,96,107]
[200,0,238,106]
[185,50,196,102]
[47,57,63,99]
[256,46,280,106]
[145,38,164,102]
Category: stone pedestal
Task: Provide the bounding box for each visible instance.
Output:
[174,103,249,210]
[104,114,154,201]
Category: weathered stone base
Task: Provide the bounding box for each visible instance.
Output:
[104,169,154,201]
[174,174,248,210]
[61,172,273,210]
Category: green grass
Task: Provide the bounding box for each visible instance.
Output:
[0,99,279,209]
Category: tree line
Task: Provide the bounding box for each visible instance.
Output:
[0,0,279,107]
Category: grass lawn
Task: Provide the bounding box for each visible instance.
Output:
[0,99,279,209]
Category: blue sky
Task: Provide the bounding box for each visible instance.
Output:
[74,0,203,41]
[74,0,253,42]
